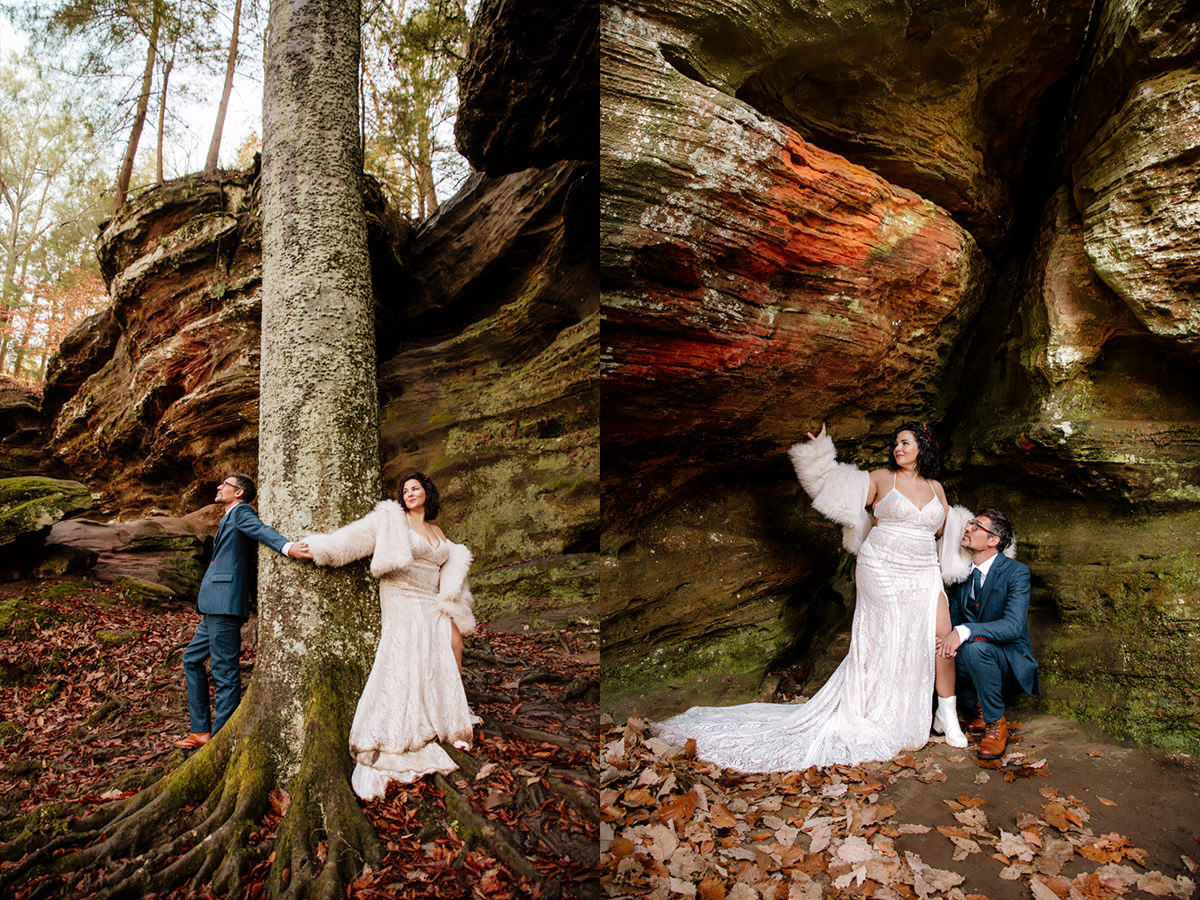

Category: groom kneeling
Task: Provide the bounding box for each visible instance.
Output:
[937,508,1040,759]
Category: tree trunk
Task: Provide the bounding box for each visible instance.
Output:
[113,3,161,212]
[415,113,438,217]
[205,0,244,175]
[0,205,25,372]
[155,51,174,185]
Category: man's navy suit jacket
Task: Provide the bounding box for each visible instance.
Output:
[948,552,1041,696]
[197,502,288,618]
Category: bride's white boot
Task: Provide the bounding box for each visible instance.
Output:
[933,695,968,748]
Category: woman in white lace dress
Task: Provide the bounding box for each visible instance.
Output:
[304,472,478,799]
[659,423,969,771]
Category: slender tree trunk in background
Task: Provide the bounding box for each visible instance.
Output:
[113,3,161,212]
[0,209,24,371]
[205,0,243,174]
[415,114,437,217]
[36,293,56,378]
[155,52,174,185]
[10,255,36,377]
[10,295,35,378]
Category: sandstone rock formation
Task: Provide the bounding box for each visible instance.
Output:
[45,512,213,602]
[33,0,598,625]
[602,0,1200,753]
[0,477,93,580]
[0,477,92,549]
[379,161,598,618]
[456,0,598,172]
[642,0,1094,248]
[0,378,48,477]
[46,174,266,516]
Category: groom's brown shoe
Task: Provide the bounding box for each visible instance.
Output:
[172,732,210,749]
[966,705,985,732]
[978,717,1008,759]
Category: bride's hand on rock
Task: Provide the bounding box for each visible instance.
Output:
[806,422,828,442]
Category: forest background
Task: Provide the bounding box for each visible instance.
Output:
[0,0,472,384]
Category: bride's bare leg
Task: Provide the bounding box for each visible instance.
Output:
[933,591,968,747]
[935,591,955,697]
[452,627,463,672]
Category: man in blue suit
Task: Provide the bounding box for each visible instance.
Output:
[937,508,1040,760]
[172,473,308,749]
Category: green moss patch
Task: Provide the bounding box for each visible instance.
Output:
[94,628,143,648]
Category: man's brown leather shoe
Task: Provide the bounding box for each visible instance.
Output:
[978,717,1008,759]
[172,732,211,749]
[966,705,985,732]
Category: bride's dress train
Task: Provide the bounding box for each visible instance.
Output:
[659,486,945,772]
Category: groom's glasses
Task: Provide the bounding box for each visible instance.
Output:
[965,520,998,537]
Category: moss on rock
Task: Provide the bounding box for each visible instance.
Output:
[0,477,92,549]
[94,628,143,648]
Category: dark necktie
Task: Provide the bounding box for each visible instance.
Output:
[970,567,982,612]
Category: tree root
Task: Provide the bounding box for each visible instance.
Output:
[519,667,566,687]
[480,713,591,753]
[434,773,562,900]
[544,775,599,821]
[561,675,598,702]
[463,647,520,666]
[266,681,381,900]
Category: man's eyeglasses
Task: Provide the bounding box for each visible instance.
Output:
[965,520,997,537]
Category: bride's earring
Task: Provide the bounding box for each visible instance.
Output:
[933,695,969,748]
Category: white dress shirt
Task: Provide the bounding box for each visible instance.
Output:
[954,553,999,643]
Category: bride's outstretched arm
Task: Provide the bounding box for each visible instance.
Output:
[303,509,381,567]
[788,426,872,553]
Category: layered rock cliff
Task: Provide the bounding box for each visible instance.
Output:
[602,0,1200,753]
[24,0,598,622]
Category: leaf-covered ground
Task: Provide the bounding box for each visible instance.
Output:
[601,714,1199,899]
[0,576,600,898]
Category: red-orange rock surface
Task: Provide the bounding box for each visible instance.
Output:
[47,174,267,514]
[631,0,1093,248]
[603,9,986,530]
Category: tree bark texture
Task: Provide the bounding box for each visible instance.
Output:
[258,0,381,782]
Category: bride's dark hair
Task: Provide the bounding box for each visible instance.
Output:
[397,471,440,521]
[887,421,941,479]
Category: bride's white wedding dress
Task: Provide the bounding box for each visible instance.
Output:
[659,479,945,771]
[304,501,479,799]
[347,528,477,799]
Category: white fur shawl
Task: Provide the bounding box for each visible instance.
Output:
[304,500,476,635]
[788,434,872,553]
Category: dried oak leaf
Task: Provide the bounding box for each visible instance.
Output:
[1041,801,1071,832]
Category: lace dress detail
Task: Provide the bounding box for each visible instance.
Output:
[350,528,476,799]
[658,486,946,772]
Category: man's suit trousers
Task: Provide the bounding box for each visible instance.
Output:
[182,613,243,734]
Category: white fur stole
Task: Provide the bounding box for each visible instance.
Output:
[788,434,873,553]
[305,500,476,636]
